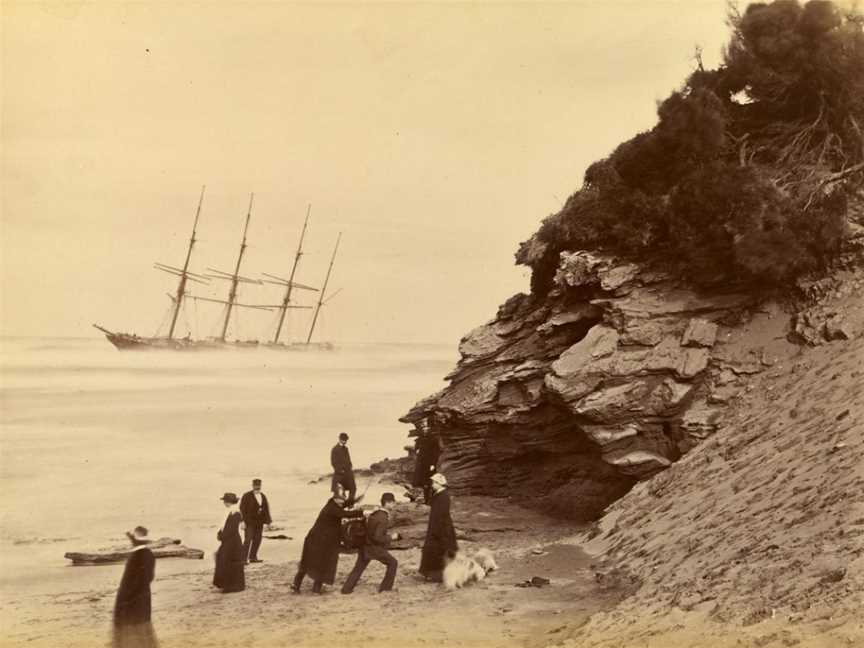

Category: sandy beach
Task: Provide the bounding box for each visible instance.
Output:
[2,495,622,648]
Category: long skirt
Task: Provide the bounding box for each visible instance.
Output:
[112,622,159,648]
[213,545,245,592]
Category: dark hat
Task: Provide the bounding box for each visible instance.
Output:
[252,478,262,485]
[126,526,150,545]
[220,492,239,504]
[339,432,349,441]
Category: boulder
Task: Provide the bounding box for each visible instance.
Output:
[551,326,619,377]
[620,318,665,346]
[681,318,719,348]
[824,315,856,341]
[459,322,510,360]
[602,450,672,477]
[580,424,640,447]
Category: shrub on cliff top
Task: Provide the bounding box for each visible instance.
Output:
[519,0,863,294]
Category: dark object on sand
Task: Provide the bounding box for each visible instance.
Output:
[65,538,204,565]
[340,517,367,551]
[264,534,292,540]
[516,576,551,588]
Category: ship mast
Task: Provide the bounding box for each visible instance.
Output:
[306,232,341,345]
[167,186,205,340]
[152,186,211,340]
[272,205,310,343]
[220,193,254,342]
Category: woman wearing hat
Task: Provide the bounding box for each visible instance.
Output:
[113,526,158,648]
[213,493,245,593]
[419,472,458,582]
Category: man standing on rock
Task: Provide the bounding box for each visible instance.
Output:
[412,421,443,504]
[341,492,401,594]
[331,432,356,505]
[419,472,458,583]
[240,478,272,564]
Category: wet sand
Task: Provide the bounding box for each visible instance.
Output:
[1,496,622,648]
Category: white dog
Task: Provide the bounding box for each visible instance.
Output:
[443,548,498,590]
[473,547,498,573]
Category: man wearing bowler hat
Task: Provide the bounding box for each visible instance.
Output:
[341,492,401,594]
[330,432,356,505]
[240,478,272,564]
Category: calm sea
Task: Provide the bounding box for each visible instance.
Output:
[0,337,454,614]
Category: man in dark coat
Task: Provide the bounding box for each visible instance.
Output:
[341,492,400,594]
[213,492,245,593]
[419,473,458,582]
[240,478,272,564]
[330,432,356,504]
[412,424,443,503]
[113,526,158,648]
[291,489,364,594]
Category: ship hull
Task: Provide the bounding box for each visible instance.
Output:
[264,341,336,351]
[96,326,222,351]
[96,325,334,351]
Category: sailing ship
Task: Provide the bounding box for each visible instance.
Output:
[93,188,342,351]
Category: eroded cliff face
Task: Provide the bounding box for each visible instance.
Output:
[401,238,864,519]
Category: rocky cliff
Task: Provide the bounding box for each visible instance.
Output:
[401,225,864,520]
[560,313,864,648]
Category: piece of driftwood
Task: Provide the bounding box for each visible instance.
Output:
[64,537,204,565]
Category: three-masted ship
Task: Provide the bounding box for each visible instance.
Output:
[94,187,342,351]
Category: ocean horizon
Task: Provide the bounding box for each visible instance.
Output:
[0,336,456,632]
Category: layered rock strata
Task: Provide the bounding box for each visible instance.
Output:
[402,251,805,519]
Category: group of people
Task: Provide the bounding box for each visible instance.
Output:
[113,428,451,647]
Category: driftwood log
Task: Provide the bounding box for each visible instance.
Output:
[64,537,204,565]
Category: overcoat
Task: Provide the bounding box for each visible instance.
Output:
[113,546,158,648]
[299,498,364,584]
[419,488,458,577]
[412,434,442,487]
[213,510,245,592]
[240,491,272,526]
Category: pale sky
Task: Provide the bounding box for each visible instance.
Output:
[1,1,730,344]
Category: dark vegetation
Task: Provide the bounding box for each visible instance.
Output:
[519,1,864,294]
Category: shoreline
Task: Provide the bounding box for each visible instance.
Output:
[1,492,622,648]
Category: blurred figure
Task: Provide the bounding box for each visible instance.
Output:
[412,421,443,504]
[292,488,364,594]
[240,478,272,564]
[113,526,158,648]
[213,493,245,593]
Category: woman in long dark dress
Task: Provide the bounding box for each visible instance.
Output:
[213,492,245,593]
[291,489,364,594]
[419,473,458,582]
[113,526,158,648]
